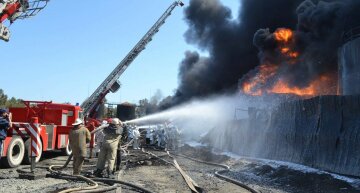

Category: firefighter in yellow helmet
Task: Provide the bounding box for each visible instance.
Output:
[94,118,123,178]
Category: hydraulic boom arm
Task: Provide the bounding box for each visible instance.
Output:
[0,0,48,41]
[81,0,184,118]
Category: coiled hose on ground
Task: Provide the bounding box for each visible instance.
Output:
[47,140,155,193]
[173,153,261,193]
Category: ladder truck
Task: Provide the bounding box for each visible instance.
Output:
[81,0,184,120]
[82,0,184,156]
[1,0,184,168]
[0,0,48,41]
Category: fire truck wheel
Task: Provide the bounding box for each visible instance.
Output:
[1,136,25,168]
[23,138,43,164]
[61,140,72,156]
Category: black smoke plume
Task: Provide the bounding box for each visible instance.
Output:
[160,0,360,109]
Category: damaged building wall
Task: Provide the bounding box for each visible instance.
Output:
[204,95,360,177]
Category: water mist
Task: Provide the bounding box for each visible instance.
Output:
[125,93,279,142]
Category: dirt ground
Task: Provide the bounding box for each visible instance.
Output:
[120,149,249,193]
[0,144,359,193]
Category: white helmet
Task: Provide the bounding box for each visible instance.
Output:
[72,118,83,126]
[111,118,121,125]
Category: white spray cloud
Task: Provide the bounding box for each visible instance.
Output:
[125,93,280,140]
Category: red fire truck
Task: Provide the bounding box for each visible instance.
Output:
[2,101,85,167]
[0,0,184,167]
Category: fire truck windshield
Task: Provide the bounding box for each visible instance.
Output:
[78,111,84,120]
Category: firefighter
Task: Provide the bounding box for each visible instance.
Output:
[164,125,172,151]
[132,127,140,150]
[68,118,91,175]
[92,120,108,156]
[94,118,123,178]
[173,126,181,151]
[0,108,11,160]
[156,126,165,148]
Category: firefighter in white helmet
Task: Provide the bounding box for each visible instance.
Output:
[94,118,123,178]
[69,118,91,175]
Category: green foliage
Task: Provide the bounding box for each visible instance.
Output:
[0,89,7,107]
[0,89,24,108]
[6,97,24,108]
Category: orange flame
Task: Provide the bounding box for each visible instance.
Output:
[241,28,336,97]
[274,28,293,43]
[242,64,278,96]
[281,47,290,53]
[288,52,299,58]
[242,70,336,97]
[275,29,299,59]
[269,75,335,96]
[270,81,316,96]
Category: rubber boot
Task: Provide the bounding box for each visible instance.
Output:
[106,169,116,179]
[109,172,116,179]
[93,169,103,178]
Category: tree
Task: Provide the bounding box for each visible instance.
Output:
[0,89,24,108]
[0,89,8,107]
[5,97,24,108]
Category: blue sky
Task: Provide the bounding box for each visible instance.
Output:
[1,0,239,105]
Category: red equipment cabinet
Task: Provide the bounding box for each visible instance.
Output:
[0,101,97,168]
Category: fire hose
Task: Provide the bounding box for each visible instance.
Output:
[48,174,154,193]
[142,148,204,193]
[173,153,261,193]
[47,139,155,193]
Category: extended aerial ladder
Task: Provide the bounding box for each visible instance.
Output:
[0,0,48,41]
[81,0,184,119]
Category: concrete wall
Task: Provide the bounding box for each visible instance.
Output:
[204,95,360,176]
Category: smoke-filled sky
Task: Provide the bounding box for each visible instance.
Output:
[165,0,304,106]
[162,0,360,107]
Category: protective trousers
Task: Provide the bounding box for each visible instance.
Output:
[73,156,85,175]
[96,140,119,172]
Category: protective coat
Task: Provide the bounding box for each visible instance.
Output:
[96,124,123,172]
[69,125,91,157]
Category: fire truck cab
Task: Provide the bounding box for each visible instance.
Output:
[1,101,93,168]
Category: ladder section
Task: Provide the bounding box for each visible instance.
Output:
[81,1,184,118]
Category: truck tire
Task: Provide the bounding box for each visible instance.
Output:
[2,136,25,168]
[23,138,43,164]
[61,140,72,156]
